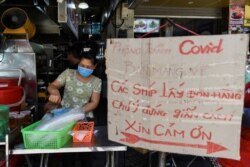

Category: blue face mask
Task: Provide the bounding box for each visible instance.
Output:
[77,66,93,77]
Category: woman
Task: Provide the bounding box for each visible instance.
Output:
[48,51,102,118]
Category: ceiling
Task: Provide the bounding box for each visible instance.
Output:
[0,0,249,41]
[0,0,108,42]
[140,0,230,8]
[133,0,235,19]
[0,0,107,23]
[75,0,107,23]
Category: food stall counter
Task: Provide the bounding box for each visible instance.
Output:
[9,126,127,167]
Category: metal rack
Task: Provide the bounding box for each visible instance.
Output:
[0,126,20,167]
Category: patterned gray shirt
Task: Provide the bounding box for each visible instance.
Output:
[56,69,102,117]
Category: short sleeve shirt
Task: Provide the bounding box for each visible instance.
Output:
[56,69,101,117]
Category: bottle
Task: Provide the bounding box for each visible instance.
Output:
[0,105,9,140]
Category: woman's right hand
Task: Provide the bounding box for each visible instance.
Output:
[48,94,61,104]
[48,81,62,104]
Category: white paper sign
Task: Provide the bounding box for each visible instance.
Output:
[106,34,248,160]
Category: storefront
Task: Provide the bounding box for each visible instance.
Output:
[0,0,249,167]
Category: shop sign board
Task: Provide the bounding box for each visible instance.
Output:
[229,0,245,33]
[106,34,248,160]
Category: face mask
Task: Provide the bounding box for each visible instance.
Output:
[77,66,93,77]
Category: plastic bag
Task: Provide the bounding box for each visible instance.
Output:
[51,108,70,117]
[70,130,89,141]
[35,108,85,131]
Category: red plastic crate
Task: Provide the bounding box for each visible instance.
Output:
[72,122,94,143]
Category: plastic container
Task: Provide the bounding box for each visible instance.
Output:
[21,121,75,149]
[9,111,31,129]
[72,122,94,143]
[0,86,22,103]
[0,78,24,87]
[20,110,31,125]
[0,105,9,140]
[0,86,23,111]
[0,105,9,122]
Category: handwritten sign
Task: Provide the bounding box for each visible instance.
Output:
[106,34,248,160]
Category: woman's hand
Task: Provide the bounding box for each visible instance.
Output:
[48,94,61,104]
[48,80,62,104]
[82,92,100,113]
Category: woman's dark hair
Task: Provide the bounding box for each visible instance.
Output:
[80,50,97,65]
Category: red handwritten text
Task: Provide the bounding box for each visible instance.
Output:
[133,82,157,97]
[124,120,213,141]
[187,89,242,100]
[173,107,234,122]
[142,104,167,117]
[161,82,184,98]
[125,120,150,135]
[111,80,128,94]
[112,100,139,113]
[154,124,185,138]
[125,120,184,138]
[179,39,223,55]
[190,126,212,140]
